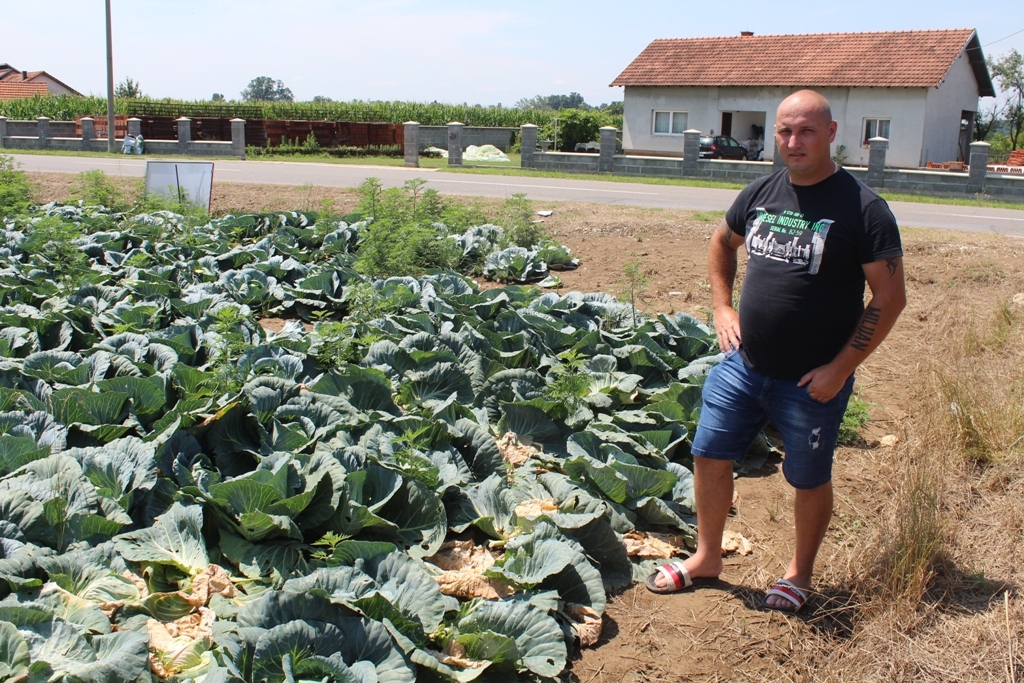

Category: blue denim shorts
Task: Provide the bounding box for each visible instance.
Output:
[691,351,855,489]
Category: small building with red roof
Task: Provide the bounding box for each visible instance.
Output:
[0,64,82,98]
[611,29,995,167]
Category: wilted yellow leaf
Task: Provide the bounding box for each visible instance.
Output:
[721,530,752,556]
[566,604,603,647]
[497,432,539,466]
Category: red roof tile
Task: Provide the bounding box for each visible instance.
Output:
[0,82,49,100]
[0,70,83,96]
[611,29,995,96]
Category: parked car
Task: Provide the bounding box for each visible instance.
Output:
[699,135,748,160]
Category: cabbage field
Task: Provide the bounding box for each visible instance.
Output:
[0,200,769,682]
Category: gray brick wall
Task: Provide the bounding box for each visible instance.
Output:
[418,126,516,151]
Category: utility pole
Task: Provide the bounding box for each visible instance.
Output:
[105,0,115,153]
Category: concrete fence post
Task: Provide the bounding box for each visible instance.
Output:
[37,116,50,149]
[447,121,464,166]
[0,116,6,149]
[127,118,142,137]
[599,126,617,173]
[520,124,537,168]
[682,129,701,176]
[230,118,246,160]
[80,117,95,151]
[176,117,192,155]
[865,137,888,188]
[966,141,990,194]
[772,140,785,173]
[403,121,420,168]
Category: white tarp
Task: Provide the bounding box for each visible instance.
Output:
[463,145,510,162]
[426,144,510,162]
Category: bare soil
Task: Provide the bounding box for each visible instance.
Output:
[27,172,1024,681]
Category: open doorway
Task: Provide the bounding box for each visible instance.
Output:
[958,110,976,162]
[722,111,767,160]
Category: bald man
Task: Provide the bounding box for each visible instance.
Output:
[648,90,906,613]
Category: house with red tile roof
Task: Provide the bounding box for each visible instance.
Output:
[0,64,82,97]
[0,81,49,100]
[611,29,995,168]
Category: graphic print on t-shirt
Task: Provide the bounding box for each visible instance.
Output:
[745,207,834,275]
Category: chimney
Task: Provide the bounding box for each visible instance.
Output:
[21,71,27,80]
[740,31,754,37]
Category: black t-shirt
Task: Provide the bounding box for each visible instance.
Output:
[725,168,903,380]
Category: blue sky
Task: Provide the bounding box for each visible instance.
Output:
[2,1,1022,105]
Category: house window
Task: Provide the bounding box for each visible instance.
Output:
[863,118,891,145]
[652,111,688,135]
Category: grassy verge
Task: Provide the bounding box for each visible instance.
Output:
[879,191,1024,211]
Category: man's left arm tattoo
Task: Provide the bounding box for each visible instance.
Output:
[850,305,882,352]
[885,257,898,277]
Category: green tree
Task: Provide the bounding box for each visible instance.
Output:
[597,101,624,116]
[515,92,588,110]
[312,95,333,103]
[211,93,225,102]
[114,77,143,98]
[541,109,610,151]
[988,49,1024,150]
[240,76,294,102]
[973,102,1002,142]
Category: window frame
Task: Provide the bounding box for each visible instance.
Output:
[862,118,891,146]
[652,110,689,136]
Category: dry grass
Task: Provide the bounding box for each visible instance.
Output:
[777,265,1024,682]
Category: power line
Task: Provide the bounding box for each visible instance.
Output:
[982,27,1024,48]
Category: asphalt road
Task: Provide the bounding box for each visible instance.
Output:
[11,153,1024,236]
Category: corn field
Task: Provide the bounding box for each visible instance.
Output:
[0,95,622,129]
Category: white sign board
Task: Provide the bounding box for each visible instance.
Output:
[144,161,214,211]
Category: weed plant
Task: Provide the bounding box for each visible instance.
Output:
[247,143,404,159]
[619,252,651,328]
[19,215,89,289]
[499,193,546,248]
[838,395,870,445]
[351,178,475,278]
[70,170,132,210]
[0,154,32,217]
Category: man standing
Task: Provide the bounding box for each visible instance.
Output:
[647,90,906,612]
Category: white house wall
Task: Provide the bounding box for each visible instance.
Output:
[622,85,932,168]
[31,74,77,96]
[923,51,982,165]
[839,88,928,168]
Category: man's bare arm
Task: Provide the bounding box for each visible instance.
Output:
[798,256,906,401]
[708,219,746,352]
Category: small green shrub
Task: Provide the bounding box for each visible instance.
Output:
[20,215,88,286]
[353,178,461,278]
[838,395,871,445]
[355,221,460,278]
[70,170,129,210]
[499,193,546,248]
[246,143,403,158]
[0,154,33,218]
